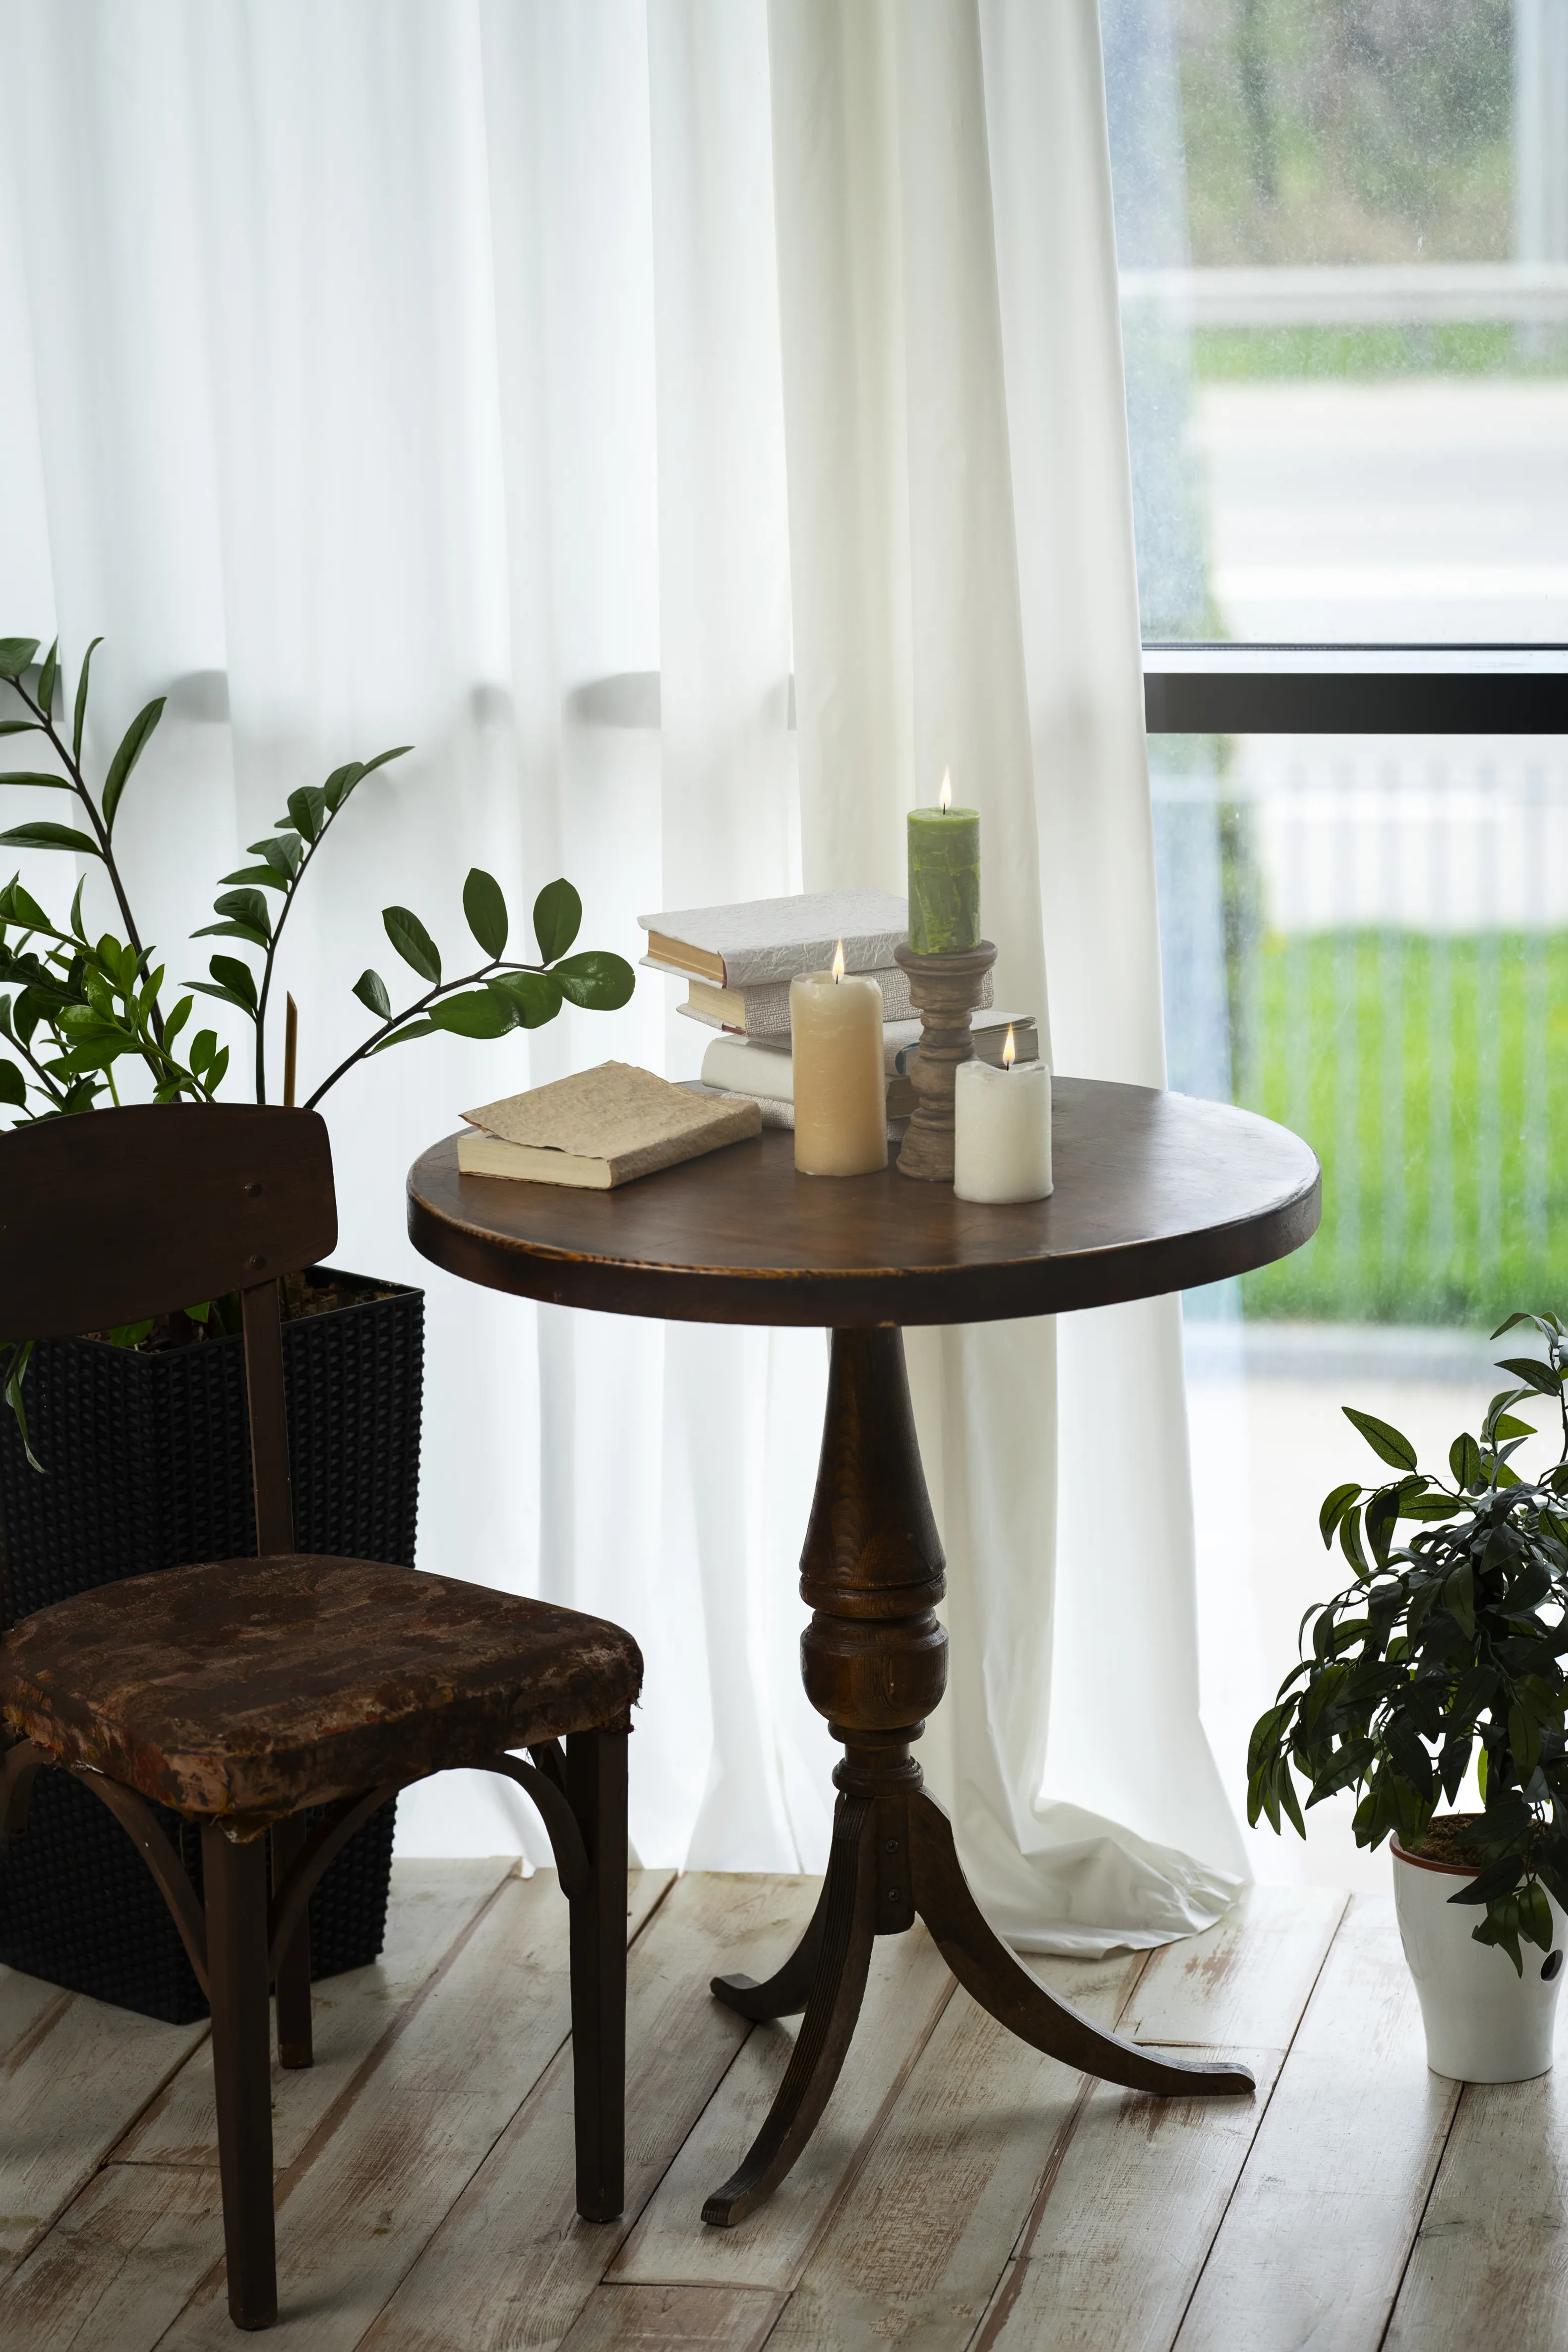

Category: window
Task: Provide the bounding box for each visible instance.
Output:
[1105,0,1568,1881]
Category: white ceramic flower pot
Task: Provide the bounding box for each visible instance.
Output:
[1392,1833,1566,2082]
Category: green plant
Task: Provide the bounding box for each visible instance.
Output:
[1249,1310,1568,1974]
[0,631,636,1459]
[0,634,634,1118]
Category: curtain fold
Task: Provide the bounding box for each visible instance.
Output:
[0,0,1244,1944]
[768,0,1244,1949]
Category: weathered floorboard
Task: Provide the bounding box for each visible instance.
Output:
[1385,2069,1568,2352]
[1174,1894,1458,2352]
[975,2045,1282,2352]
[761,1949,1144,2352]
[973,1884,1340,2352]
[556,2282,785,2352]
[0,1992,206,2267]
[359,1874,825,2352]
[116,1857,513,2171]
[0,2162,224,2352]
[1121,1885,1345,2051]
[610,1915,953,2292]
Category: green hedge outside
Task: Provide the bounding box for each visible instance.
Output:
[1238,929,1568,1325]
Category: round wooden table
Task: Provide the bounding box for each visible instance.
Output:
[408,1076,1320,2226]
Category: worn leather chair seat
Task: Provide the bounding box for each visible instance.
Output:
[0,1555,642,1830]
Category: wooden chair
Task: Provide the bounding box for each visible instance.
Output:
[0,1103,641,2330]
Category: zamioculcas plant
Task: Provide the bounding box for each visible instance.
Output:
[0,632,635,1452]
[1248,1310,1568,1975]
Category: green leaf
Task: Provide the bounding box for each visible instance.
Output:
[0,640,40,682]
[68,875,86,940]
[1509,1702,1544,1779]
[0,1059,25,1107]
[208,954,258,1011]
[287,785,326,843]
[206,1044,229,1092]
[1450,1432,1484,1489]
[0,772,71,790]
[369,1019,437,1052]
[191,919,270,950]
[1337,1505,1370,1580]
[219,864,291,891]
[211,888,271,940]
[533,879,582,963]
[489,969,562,1028]
[463,868,509,960]
[427,989,517,1039]
[1444,1561,1476,1640]
[383,906,440,984]
[1496,1354,1563,1398]
[187,981,256,1018]
[1317,1483,1360,1547]
[4,1340,41,1474]
[0,822,101,858]
[0,721,39,738]
[320,743,411,813]
[552,950,636,1011]
[353,968,392,1020]
[36,639,58,717]
[188,1027,217,1075]
[1520,1881,1555,1954]
[71,637,102,765]
[101,697,165,833]
[1342,1406,1419,1473]
[161,994,192,1047]
[4,882,49,931]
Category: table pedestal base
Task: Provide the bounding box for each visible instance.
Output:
[701,1327,1253,2229]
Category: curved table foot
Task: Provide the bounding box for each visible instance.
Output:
[910,1791,1255,2099]
[711,1873,831,2022]
[703,1796,877,2226]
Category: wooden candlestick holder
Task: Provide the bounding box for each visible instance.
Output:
[891,939,997,1182]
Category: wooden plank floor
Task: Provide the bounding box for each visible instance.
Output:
[0,1865,1557,2349]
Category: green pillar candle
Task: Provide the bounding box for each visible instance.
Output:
[907,793,981,956]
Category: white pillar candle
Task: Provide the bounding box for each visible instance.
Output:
[953,1050,1052,1203]
[790,951,887,1177]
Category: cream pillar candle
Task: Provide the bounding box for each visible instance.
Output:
[953,1031,1052,1202]
[790,946,887,1176]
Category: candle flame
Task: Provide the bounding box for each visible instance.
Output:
[1003,1023,1016,1069]
[832,938,845,983]
[939,768,952,811]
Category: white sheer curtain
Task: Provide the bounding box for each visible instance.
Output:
[0,0,1244,1948]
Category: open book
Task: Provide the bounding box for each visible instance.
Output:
[459,1062,761,1189]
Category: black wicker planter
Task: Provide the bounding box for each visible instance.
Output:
[0,1266,422,2023]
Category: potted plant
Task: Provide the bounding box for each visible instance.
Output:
[1248,1309,1568,2083]
[0,633,634,2021]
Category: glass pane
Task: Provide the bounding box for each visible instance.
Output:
[1154,724,1568,1884]
[1104,0,1568,643]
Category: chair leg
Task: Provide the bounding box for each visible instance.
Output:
[270,1816,313,2070]
[203,1823,278,2331]
[564,1728,628,2223]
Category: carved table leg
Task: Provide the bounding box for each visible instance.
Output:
[703,1324,1254,2227]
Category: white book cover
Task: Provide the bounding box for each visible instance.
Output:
[637,888,908,987]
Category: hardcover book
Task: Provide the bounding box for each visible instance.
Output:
[638,888,909,988]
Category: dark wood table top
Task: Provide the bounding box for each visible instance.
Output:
[406,1077,1320,1328]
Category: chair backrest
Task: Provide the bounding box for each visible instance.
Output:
[0,1104,337,1556]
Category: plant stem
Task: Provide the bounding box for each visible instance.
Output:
[301,957,550,1110]
[10,674,166,1048]
[251,816,335,1105]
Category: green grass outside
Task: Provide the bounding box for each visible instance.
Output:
[1194,325,1568,382]
[1238,929,1568,1326]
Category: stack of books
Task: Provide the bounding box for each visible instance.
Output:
[638,890,1033,1133]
